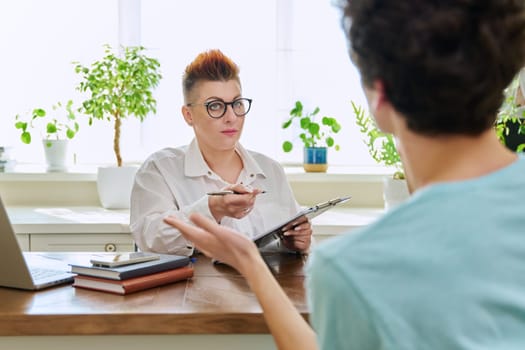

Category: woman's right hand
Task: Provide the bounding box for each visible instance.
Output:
[208,183,264,222]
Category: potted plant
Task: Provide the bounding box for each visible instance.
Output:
[74,44,162,209]
[281,100,341,172]
[495,68,525,152]
[352,101,409,210]
[14,100,79,171]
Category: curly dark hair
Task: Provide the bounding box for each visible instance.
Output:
[339,0,525,135]
[182,49,241,103]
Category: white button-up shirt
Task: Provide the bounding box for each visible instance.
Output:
[130,139,301,256]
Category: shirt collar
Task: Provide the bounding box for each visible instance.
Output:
[184,139,210,177]
[184,138,266,179]
[235,143,266,179]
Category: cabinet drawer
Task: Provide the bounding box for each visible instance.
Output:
[16,234,30,252]
[30,234,135,252]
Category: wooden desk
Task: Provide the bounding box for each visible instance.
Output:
[0,253,307,350]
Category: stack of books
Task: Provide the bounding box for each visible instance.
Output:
[70,252,193,295]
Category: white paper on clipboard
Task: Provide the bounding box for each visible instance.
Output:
[253,195,352,249]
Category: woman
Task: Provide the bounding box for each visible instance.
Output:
[130,49,312,256]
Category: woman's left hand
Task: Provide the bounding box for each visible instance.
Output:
[281,216,312,252]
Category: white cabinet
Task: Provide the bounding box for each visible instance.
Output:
[15,234,30,251]
[8,207,135,252]
[29,233,134,252]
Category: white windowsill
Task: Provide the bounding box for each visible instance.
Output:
[0,163,393,183]
[0,163,389,208]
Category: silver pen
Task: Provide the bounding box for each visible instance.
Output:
[206,190,267,196]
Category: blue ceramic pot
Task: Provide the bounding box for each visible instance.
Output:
[303,147,328,172]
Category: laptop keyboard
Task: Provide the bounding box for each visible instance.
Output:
[30,267,65,280]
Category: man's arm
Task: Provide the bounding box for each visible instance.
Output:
[164,214,318,350]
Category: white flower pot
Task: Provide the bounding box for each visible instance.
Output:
[383,176,409,210]
[42,139,68,172]
[97,165,139,209]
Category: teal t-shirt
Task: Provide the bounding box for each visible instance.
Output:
[306,156,525,350]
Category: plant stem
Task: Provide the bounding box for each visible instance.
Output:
[114,112,122,167]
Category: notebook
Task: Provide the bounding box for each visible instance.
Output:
[0,196,75,290]
[253,195,352,249]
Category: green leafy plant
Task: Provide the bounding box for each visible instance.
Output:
[74,44,162,167]
[14,100,79,146]
[352,101,405,179]
[495,72,525,152]
[281,100,341,152]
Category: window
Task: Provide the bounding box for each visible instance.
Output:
[1,0,375,168]
[1,0,121,165]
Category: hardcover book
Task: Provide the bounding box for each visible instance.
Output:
[73,266,194,295]
[70,253,190,280]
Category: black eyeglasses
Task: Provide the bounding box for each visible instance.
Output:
[187,98,252,119]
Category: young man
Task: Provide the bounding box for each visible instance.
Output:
[165,1,525,349]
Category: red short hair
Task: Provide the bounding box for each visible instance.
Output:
[182,49,240,102]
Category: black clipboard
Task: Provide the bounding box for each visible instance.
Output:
[253,195,352,249]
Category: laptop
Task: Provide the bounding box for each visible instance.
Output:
[0,196,75,290]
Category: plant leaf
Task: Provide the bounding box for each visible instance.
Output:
[308,123,320,136]
[46,122,57,134]
[15,121,27,131]
[282,119,292,129]
[300,117,310,129]
[282,141,293,152]
[21,132,31,144]
[33,108,46,117]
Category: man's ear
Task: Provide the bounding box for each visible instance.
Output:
[182,105,193,126]
[369,80,396,133]
[369,80,386,115]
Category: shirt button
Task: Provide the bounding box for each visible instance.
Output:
[207,171,212,176]
[250,174,254,177]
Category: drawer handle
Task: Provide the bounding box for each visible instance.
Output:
[105,243,117,252]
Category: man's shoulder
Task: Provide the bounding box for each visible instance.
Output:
[310,203,429,265]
